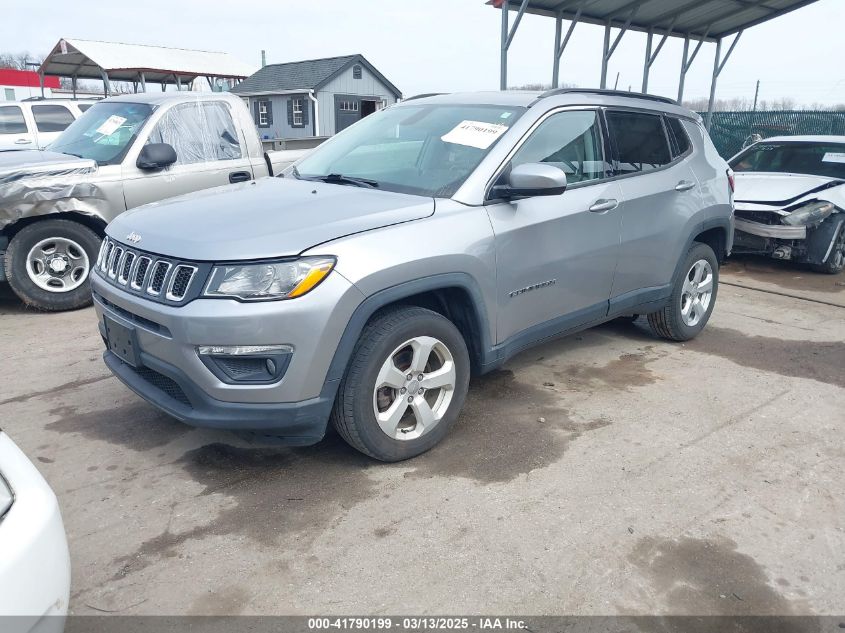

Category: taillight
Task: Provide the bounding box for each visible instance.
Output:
[727,169,735,194]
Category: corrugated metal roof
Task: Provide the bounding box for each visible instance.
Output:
[231,54,402,98]
[38,38,254,83]
[489,0,822,40]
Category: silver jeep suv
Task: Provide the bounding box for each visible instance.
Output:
[92,89,734,461]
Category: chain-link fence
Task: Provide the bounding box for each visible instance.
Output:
[697,110,845,159]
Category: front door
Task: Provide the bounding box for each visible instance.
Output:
[335,95,361,133]
[485,109,622,345]
[123,100,255,209]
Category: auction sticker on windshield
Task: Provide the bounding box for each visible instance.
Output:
[442,120,509,149]
[822,152,845,164]
[96,115,127,136]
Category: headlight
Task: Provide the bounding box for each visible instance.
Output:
[203,256,335,300]
[782,201,835,227]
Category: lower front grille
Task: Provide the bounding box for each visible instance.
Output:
[134,366,192,407]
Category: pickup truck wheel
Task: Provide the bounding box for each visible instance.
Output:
[331,306,470,462]
[647,242,719,341]
[5,219,101,311]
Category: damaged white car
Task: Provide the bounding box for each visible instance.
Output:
[729,135,845,274]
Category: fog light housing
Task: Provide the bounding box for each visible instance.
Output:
[197,344,293,384]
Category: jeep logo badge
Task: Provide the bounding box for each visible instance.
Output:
[126,232,142,244]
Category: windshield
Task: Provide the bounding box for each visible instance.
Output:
[294,103,525,197]
[730,141,845,179]
[49,101,154,165]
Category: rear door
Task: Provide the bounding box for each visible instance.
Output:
[605,109,702,302]
[123,100,256,209]
[0,104,35,150]
[30,103,76,148]
[485,108,622,345]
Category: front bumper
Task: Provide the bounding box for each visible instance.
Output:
[91,268,364,441]
[0,433,70,629]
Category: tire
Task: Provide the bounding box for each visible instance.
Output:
[4,219,101,311]
[647,242,719,342]
[331,305,471,462]
[810,222,845,274]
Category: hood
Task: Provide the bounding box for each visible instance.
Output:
[0,150,96,183]
[733,172,843,206]
[108,176,434,261]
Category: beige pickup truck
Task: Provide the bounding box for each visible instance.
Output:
[0,91,305,311]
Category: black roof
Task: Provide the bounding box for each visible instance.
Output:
[232,54,401,98]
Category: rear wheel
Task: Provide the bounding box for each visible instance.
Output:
[810,223,845,274]
[4,219,101,311]
[647,242,719,341]
[331,306,470,461]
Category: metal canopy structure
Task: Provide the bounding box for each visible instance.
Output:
[489,0,822,129]
[38,38,254,96]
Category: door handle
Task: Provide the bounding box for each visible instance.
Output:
[14,139,32,145]
[675,180,696,192]
[588,198,618,213]
[229,171,251,184]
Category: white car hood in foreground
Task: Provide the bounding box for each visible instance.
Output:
[733,172,845,207]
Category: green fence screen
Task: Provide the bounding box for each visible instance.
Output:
[696,110,845,159]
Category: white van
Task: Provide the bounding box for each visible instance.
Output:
[0,100,96,150]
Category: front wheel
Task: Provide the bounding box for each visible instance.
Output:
[4,219,101,311]
[647,242,719,341]
[331,306,471,461]
[810,222,845,274]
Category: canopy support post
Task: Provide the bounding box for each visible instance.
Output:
[600,5,638,89]
[706,30,743,131]
[642,15,676,93]
[677,27,711,103]
[175,74,182,91]
[500,0,530,90]
[552,4,583,88]
[100,70,110,97]
[140,72,146,93]
[71,75,77,99]
[38,71,45,98]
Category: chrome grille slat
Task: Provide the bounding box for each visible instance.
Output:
[102,241,115,273]
[131,256,152,291]
[165,265,197,301]
[108,247,124,279]
[118,252,135,285]
[147,261,171,296]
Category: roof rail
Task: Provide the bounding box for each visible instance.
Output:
[403,92,446,102]
[531,88,678,107]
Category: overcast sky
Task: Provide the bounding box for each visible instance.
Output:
[2,0,843,106]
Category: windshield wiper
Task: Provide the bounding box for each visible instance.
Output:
[303,173,380,188]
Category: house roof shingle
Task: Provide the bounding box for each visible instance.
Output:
[231,54,400,98]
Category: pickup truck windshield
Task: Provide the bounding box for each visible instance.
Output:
[294,104,525,197]
[730,142,845,179]
[49,102,154,166]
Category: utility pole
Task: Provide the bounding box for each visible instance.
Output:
[613,71,620,90]
[752,79,760,113]
[749,79,760,140]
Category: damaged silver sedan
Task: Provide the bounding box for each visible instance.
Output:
[729,136,845,274]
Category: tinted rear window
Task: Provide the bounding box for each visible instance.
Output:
[32,104,75,132]
[607,110,672,175]
[0,105,27,134]
[666,117,691,157]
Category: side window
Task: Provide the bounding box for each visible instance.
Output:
[666,116,691,157]
[146,101,242,165]
[606,110,672,175]
[509,110,606,185]
[0,105,27,134]
[32,104,75,132]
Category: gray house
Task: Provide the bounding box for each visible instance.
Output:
[231,54,401,140]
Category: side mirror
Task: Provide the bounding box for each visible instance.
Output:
[490,162,568,200]
[137,143,177,170]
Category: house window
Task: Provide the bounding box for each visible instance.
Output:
[292,98,303,127]
[258,101,269,126]
[4,88,14,101]
[353,64,362,79]
[340,100,359,112]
